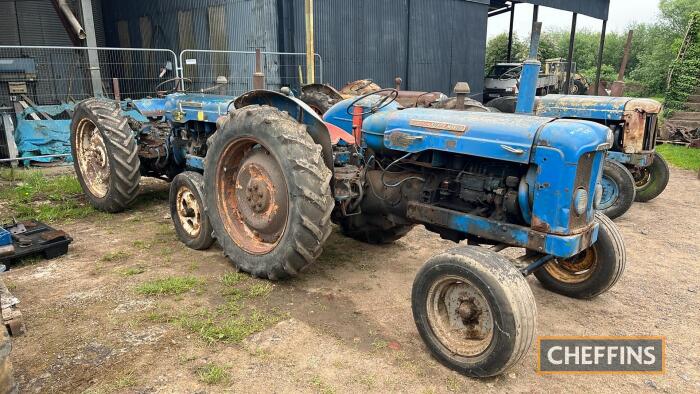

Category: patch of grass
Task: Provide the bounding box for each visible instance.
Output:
[221,272,247,286]
[657,144,700,171]
[119,265,146,276]
[132,240,153,250]
[371,339,388,350]
[178,310,280,344]
[100,250,130,262]
[112,373,138,389]
[197,363,229,385]
[0,171,95,222]
[136,276,204,296]
[310,376,336,394]
[247,282,272,298]
[144,310,172,323]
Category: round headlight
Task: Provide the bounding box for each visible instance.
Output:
[594,184,603,209]
[574,188,588,216]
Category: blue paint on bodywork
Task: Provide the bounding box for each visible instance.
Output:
[132,93,234,124]
[367,108,553,164]
[185,154,204,171]
[515,60,541,114]
[536,95,632,121]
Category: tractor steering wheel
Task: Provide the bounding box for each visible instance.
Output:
[499,66,523,81]
[155,77,192,96]
[346,88,399,116]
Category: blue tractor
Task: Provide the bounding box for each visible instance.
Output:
[70,24,626,377]
[488,91,668,220]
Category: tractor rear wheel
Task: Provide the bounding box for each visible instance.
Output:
[412,246,536,377]
[632,152,670,202]
[170,171,214,250]
[70,98,140,213]
[534,213,626,299]
[299,90,338,115]
[598,159,636,220]
[339,215,413,244]
[204,105,334,280]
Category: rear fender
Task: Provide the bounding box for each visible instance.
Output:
[301,83,344,102]
[233,90,333,171]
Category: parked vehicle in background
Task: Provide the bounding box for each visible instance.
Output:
[483,62,558,102]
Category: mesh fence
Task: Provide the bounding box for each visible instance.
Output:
[0,46,179,108]
[180,50,322,96]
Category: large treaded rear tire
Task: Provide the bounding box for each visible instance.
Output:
[204,105,334,280]
[299,90,338,115]
[70,98,140,213]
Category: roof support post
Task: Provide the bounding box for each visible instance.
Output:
[80,0,103,97]
[531,5,539,33]
[507,2,516,62]
[564,12,577,94]
[594,19,607,95]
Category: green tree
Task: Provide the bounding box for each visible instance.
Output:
[484,33,527,72]
[660,0,700,32]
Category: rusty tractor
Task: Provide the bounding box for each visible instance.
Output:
[487,94,668,219]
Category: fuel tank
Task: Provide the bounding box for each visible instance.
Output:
[536,94,662,121]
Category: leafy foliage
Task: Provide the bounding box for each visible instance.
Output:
[664,12,700,114]
[484,0,699,97]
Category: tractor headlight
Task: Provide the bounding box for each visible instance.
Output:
[593,184,603,209]
[574,188,588,216]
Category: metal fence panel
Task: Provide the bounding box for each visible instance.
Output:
[180,49,322,96]
[0,46,179,108]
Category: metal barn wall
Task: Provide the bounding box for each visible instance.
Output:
[281,0,489,95]
[100,0,279,52]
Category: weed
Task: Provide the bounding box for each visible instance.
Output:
[136,276,204,296]
[221,272,247,286]
[247,282,272,298]
[310,376,335,394]
[113,373,138,389]
[119,265,146,276]
[197,363,229,385]
[371,339,388,350]
[100,250,130,262]
[355,374,376,390]
[144,311,171,323]
[132,240,153,250]
[188,262,199,272]
[178,310,279,344]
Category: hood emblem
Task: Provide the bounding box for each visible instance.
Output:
[409,119,467,133]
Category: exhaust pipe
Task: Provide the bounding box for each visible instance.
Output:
[57,0,86,40]
[515,22,542,114]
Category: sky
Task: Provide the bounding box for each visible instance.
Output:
[487,0,662,39]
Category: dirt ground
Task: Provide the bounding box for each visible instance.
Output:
[3,166,700,393]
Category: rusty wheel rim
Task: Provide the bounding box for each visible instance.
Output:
[633,167,652,188]
[75,118,110,198]
[426,275,494,357]
[176,186,202,238]
[544,248,598,284]
[216,138,289,255]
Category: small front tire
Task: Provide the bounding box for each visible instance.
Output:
[534,213,626,299]
[169,171,214,250]
[598,159,636,220]
[412,246,536,377]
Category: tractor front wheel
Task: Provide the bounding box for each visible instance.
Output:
[598,159,636,220]
[412,246,536,377]
[70,98,140,213]
[170,171,214,250]
[204,105,334,280]
[632,152,670,202]
[534,213,626,299]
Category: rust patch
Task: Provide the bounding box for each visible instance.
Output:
[530,215,551,232]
